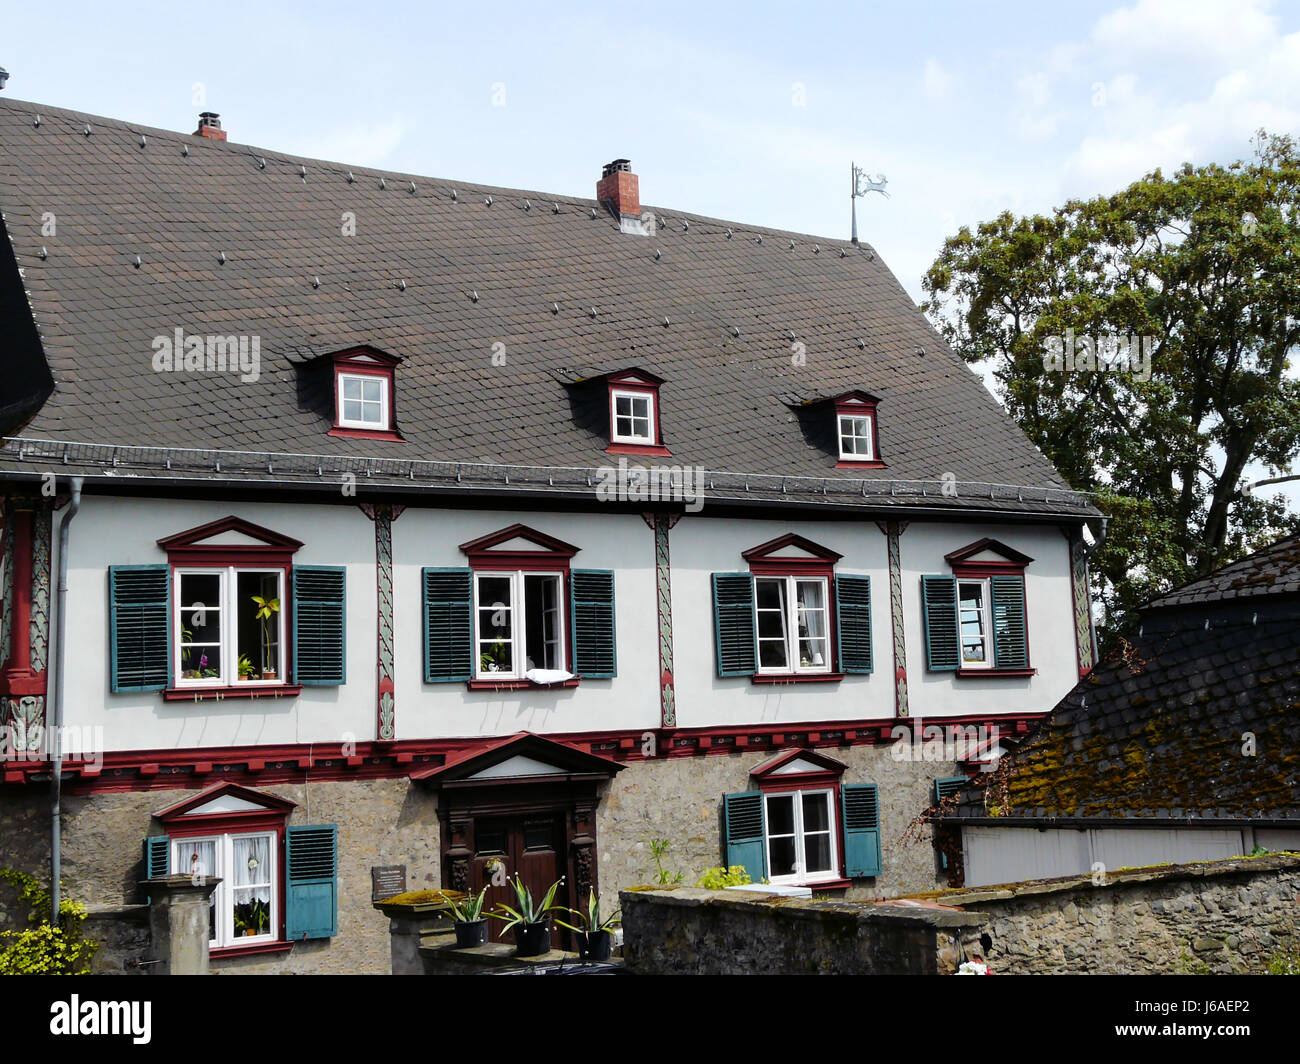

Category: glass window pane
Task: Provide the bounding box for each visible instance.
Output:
[237,571,281,680]
[523,574,562,671]
[757,638,788,670]
[342,377,362,400]
[342,399,364,422]
[802,793,830,832]
[477,576,514,673]
[179,573,223,680]
[755,579,785,609]
[804,832,832,873]
[769,836,797,877]
[766,794,794,836]
[615,416,634,436]
[616,395,633,417]
[361,378,382,402]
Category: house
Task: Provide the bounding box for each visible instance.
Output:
[0,98,1101,972]
[937,532,1300,888]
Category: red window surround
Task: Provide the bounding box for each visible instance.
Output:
[604,369,671,457]
[743,533,844,684]
[750,748,852,890]
[944,538,1036,678]
[155,783,297,958]
[833,391,885,469]
[157,516,304,700]
[459,523,582,691]
[328,346,403,442]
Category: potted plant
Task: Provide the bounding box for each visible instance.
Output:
[490,874,563,957]
[237,653,256,681]
[441,886,490,948]
[252,594,279,679]
[557,891,621,962]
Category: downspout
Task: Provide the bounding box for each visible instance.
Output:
[50,476,82,923]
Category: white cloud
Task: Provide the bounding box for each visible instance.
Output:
[922,57,953,101]
[1092,0,1280,68]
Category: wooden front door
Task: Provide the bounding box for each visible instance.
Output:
[471,814,569,948]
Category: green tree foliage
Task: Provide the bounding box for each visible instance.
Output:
[0,868,99,975]
[923,132,1300,638]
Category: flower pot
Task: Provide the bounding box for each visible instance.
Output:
[514,920,551,957]
[577,929,613,962]
[262,669,277,680]
[454,918,489,948]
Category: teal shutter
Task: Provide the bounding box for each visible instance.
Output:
[286,824,338,940]
[110,565,171,692]
[570,569,616,678]
[841,784,882,878]
[991,575,1029,668]
[142,835,170,904]
[921,574,959,671]
[423,568,473,682]
[712,573,756,677]
[723,792,767,881]
[293,566,346,685]
[834,575,873,673]
[935,776,967,803]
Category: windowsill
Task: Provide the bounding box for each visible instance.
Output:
[767,877,852,891]
[466,677,581,692]
[834,459,886,469]
[329,426,404,442]
[210,940,294,960]
[163,685,303,702]
[955,667,1036,679]
[605,442,673,457]
[751,672,844,684]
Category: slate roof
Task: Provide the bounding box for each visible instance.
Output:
[942,534,1300,823]
[1145,532,1300,609]
[0,97,1097,518]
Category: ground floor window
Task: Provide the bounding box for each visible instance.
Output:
[173,832,277,947]
[764,788,838,884]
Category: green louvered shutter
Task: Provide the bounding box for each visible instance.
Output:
[712,573,756,677]
[935,776,967,803]
[841,784,882,878]
[293,566,346,685]
[991,575,1029,668]
[570,569,616,678]
[142,835,170,904]
[286,825,338,940]
[110,565,170,692]
[921,574,959,672]
[423,568,473,682]
[723,792,767,882]
[834,575,873,673]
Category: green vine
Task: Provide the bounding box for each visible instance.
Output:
[0,868,99,975]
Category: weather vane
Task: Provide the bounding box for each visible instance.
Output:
[851,162,889,244]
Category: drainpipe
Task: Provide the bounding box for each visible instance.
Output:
[50,476,82,923]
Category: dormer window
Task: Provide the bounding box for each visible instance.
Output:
[832,392,882,467]
[602,369,670,456]
[326,347,402,441]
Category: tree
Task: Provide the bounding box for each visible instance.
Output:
[922,131,1300,639]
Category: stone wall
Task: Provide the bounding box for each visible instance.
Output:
[943,854,1300,975]
[595,745,958,916]
[620,886,984,975]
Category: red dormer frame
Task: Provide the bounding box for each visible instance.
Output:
[604,369,671,457]
[328,346,403,442]
[832,391,884,469]
[944,538,1034,578]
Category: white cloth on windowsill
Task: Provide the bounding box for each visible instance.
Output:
[525,668,575,685]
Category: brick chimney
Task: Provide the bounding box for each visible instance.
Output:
[597,159,643,233]
[193,112,227,141]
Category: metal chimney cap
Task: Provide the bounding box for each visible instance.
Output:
[602,159,632,178]
[198,112,221,126]
[0,68,10,90]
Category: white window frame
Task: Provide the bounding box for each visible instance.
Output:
[958,577,993,669]
[472,570,567,680]
[754,575,832,676]
[837,412,875,461]
[763,787,839,886]
[609,388,656,445]
[171,831,278,949]
[337,371,390,430]
[173,567,287,688]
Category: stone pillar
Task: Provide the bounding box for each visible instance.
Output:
[141,875,221,975]
[372,897,456,975]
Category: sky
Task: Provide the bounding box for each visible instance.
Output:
[3,0,1298,506]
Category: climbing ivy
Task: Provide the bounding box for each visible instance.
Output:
[0,868,99,975]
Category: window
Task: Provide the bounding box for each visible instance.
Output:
[610,389,655,444]
[764,788,837,884]
[173,832,277,948]
[474,571,565,679]
[838,413,874,460]
[755,576,831,674]
[176,568,284,686]
[337,372,389,430]
[921,538,1033,675]
[712,533,872,681]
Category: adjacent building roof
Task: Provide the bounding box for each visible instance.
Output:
[0,97,1096,518]
[943,533,1300,823]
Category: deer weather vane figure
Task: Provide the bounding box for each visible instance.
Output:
[851,162,889,244]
